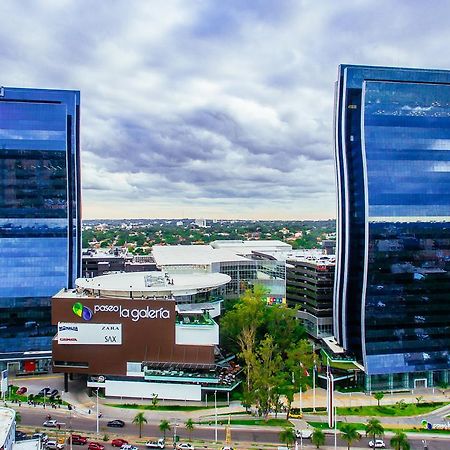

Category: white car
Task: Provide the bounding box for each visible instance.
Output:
[121,446,138,450]
[43,420,59,427]
[369,440,386,448]
[176,444,194,450]
[145,439,165,449]
[46,441,64,450]
[295,429,313,439]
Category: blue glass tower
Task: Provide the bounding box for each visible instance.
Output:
[334,65,450,389]
[0,87,80,371]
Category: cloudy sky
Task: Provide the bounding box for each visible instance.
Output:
[1,0,448,220]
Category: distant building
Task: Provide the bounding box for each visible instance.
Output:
[152,242,286,302]
[334,64,450,390]
[0,87,81,373]
[286,254,335,340]
[82,248,157,277]
[193,218,207,228]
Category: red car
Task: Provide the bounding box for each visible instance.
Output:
[112,440,128,448]
[88,443,105,450]
[16,387,27,395]
[71,435,88,445]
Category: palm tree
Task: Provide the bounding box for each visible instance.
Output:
[390,431,410,450]
[279,427,295,448]
[339,423,361,450]
[373,392,384,407]
[185,419,194,442]
[159,419,171,440]
[311,429,325,448]
[132,412,147,438]
[365,418,384,446]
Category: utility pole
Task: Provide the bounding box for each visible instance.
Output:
[214,390,218,443]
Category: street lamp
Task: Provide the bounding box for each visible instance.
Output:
[214,390,218,443]
[93,388,100,435]
[173,420,179,448]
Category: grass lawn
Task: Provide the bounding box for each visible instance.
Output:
[336,402,448,417]
[196,418,292,427]
[106,403,230,411]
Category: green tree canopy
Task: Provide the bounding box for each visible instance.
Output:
[159,420,171,440]
[279,427,295,448]
[339,423,361,450]
[311,429,326,448]
[390,431,410,450]
[365,418,384,446]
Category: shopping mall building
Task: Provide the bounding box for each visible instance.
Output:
[52,271,241,401]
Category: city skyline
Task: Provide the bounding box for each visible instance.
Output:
[2,1,450,219]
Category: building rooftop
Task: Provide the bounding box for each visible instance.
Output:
[152,245,249,267]
[287,254,336,266]
[0,407,15,448]
[55,271,231,298]
[13,440,40,450]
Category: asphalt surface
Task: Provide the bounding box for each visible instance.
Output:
[14,406,450,449]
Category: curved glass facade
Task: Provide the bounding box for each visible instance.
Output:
[0,88,80,357]
[334,65,450,376]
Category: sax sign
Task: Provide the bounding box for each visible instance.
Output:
[58,322,122,345]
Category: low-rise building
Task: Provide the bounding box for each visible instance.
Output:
[52,271,240,401]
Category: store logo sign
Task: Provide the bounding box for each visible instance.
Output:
[93,304,170,322]
[72,302,93,321]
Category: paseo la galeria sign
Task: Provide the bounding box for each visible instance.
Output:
[93,304,170,322]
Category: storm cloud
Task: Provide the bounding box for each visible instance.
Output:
[1,0,449,219]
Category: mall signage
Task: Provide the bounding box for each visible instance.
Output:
[58,322,122,345]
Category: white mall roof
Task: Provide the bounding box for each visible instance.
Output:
[152,245,249,267]
[211,240,292,253]
[0,408,15,448]
[75,271,231,296]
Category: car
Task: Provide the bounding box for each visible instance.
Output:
[369,440,386,448]
[107,420,125,428]
[43,420,59,427]
[32,433,48,443]
[71,435,88,445]
[88,443,105,450]
[121,446,138,450]
[39,387,51,396]
[221,447,233,450]
[112,439,129,448]
[295,429,313,439]
[15,431,28,441]
[16,387,27,395]
[49,389,59,398]
[46,440,64,450]
[176,444,194,450]
[145,439,164,449]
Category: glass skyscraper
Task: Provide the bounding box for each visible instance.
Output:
[0,87,80,372]
[334,65,450,389]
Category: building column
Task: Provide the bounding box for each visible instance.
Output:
[64,373,69,392]
[403,372,409,390]
[428,371,433,387]
[365,374,371,392]
[388,374,394,391]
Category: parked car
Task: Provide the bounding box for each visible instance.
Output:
[121,445,138,450]
[88,443,105,450]
[46,440,64,450]
[39,387,51,396]
[32,433,49,443]
[49,389,59,398]
[145,439,164,449]
[369,440,386,449]
[15,431,28,441]
[16,387,27,395]
[176,444,194,450]
[71,435,88,445]
[107,420,125,428]
[112,439,128,448]
[43,420,59,427]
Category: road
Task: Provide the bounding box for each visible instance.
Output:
[15,407,450,449]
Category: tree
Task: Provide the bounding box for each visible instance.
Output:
[365,418,384,447]
[373,392,384,407]
[151,393,159,407]
[339,423,361,450]
[15,411,21,424]
[132,412,147,438]
[390,431,410,450]
[159,420,171,440]
[279,427,295,448]
[311,428,325,448]
[185,419,194,442]
[415,395,424,405]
